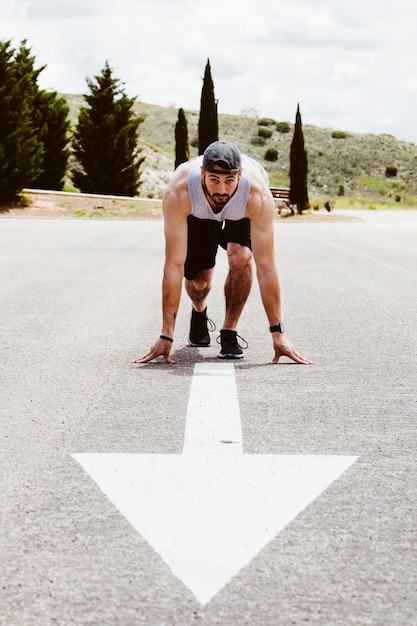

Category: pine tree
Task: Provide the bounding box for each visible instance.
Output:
[31,90,71,190]
[289,103,309,213]
[71,61,145,196]
[0,40,44,202]
[198,59,218,155]
[175,108,189,169]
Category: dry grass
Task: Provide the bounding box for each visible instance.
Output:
[0,189,358,221]
[63,95,417,205]
[2,96,416,216]
[0,190,163,219]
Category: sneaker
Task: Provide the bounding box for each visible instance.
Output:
[188,308,216,347]
[217,329,248,359]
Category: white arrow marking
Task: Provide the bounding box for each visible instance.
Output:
[73,363,358,605]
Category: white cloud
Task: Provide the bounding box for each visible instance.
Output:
[1,0,417,143]
[27,0,107,19]
[0,0,30,20]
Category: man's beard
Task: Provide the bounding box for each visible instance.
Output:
[202,183,230,209]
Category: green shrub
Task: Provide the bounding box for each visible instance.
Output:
[264,147,278,162]
[332,130,347,139]
[276,121,291,133]
[257,117,276,126]
[385,165,398,177]
[251,136,266,146]
[258,127,273,139]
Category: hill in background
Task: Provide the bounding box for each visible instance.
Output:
[64,95,417,205]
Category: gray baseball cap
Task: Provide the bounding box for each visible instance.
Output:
[202,141,242,175]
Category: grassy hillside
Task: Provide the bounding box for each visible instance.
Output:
[64,95,417,206]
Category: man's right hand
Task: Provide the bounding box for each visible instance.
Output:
[133,337,175,364]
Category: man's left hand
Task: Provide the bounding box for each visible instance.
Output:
[271,334,313,365]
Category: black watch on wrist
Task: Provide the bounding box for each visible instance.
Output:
[269,323,285,333]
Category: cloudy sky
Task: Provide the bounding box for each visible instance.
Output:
[2,0,417,144]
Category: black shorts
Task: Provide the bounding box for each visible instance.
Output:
[184,215,251,280]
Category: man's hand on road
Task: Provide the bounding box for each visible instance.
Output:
[271,334,313,365]
[134,335,312,366]
[133,338,175,364]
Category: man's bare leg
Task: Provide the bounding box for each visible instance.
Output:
[222,243,253,330]
[185,268,213,312]
[185,268,214,346]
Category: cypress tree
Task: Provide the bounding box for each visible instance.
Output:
[175,108,189,169]
[0,40,44,202]
[71,61,145,196]
[289,103,309,213]
[31,90,71,190]
[198,59,218,155]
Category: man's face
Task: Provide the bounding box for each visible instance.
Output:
[201,166,241,209]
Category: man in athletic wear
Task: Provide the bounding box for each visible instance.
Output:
[135,140,312,365]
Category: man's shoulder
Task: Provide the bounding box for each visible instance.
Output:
[245,165,274,220]
[242,155,269,184]
[169,158,201,185]
[163,164,193,217]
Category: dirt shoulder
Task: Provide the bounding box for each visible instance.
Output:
[0,190,164,219]
[0,189,358,221]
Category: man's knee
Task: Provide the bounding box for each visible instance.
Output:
[187,269,213,292]
[227,243,252,272]
[190,277,208,291]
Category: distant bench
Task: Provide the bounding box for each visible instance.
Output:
[270,187,333,215]
[269,187,294,215]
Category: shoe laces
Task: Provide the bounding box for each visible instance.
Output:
[207,318,216,332]
[191,309,216,333]
[216,332,248,350]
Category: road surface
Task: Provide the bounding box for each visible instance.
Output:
[1,211,416,625]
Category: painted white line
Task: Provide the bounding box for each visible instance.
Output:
[73,364,358,605]
[183,363,242,455]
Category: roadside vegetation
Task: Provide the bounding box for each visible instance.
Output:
[67,97,417,208]
[2,38,416,212]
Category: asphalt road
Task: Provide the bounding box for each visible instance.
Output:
[1,212,416,625]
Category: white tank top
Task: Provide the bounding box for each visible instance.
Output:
[187,155,268,222]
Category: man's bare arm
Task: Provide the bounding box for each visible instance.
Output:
[133,169,191,364]
[248,178,313,364]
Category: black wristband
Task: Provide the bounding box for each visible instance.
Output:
[269,323,284,333]
[160,334,174,343]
